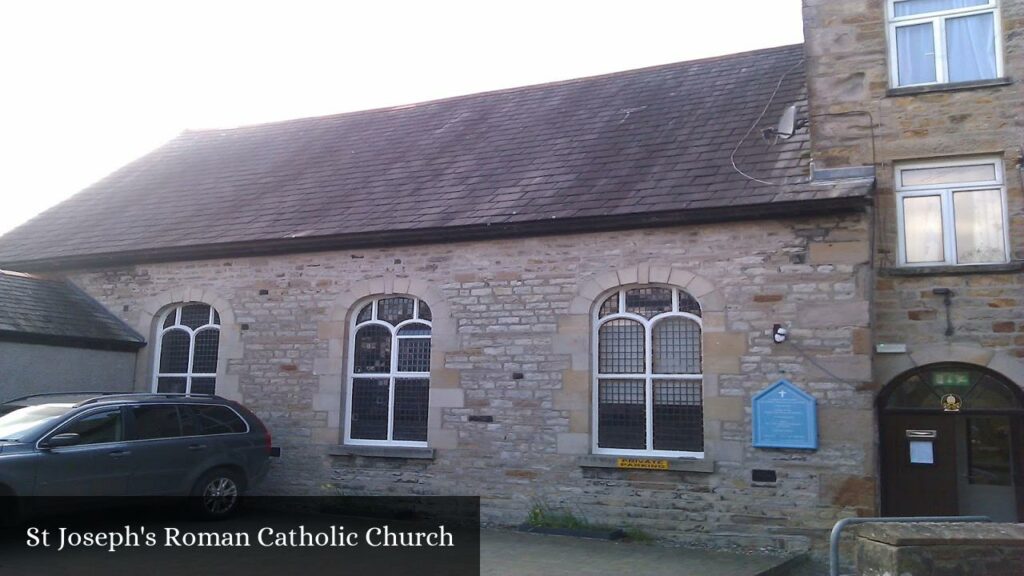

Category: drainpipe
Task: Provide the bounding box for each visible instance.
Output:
[829,515,990,576]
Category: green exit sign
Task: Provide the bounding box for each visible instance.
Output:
[932,371,971,387]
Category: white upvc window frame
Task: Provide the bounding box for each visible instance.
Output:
[344,297,431,448]
[894,156,1009,266]
[886,0,1003,88]
[592,286,704,459]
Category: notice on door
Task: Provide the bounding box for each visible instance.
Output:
[909,440,934,464]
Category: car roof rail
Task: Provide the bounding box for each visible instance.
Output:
[74,392,224,407]
[1,390,136,405]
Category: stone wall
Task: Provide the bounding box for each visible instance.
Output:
[855,522,1024,576]
[68,215,872,550]
[802,0,1024,388]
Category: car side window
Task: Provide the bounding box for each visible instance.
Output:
[130,405,182,440]
[191,405,247,435]
[55,408,123,445]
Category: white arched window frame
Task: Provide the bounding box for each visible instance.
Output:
[592,285,704,458]
[344,296,432,447]
[152,303,221,395]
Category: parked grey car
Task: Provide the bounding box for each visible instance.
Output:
[0,393,275,521]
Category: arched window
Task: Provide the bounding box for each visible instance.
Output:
[154,303,221,395]
[346,296,432,446]
[880,363,1022,412]
[593,286,703,457]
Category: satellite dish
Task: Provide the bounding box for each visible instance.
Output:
[776,104,798,139]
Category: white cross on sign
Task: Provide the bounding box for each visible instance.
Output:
[778,390,787,399]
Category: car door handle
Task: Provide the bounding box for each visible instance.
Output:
[108,450,131,458]
[188,444,208,451]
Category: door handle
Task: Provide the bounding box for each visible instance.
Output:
[108,450,131,458]
[188,444,208,451]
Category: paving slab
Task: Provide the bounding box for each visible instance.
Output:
[481,529,798,576]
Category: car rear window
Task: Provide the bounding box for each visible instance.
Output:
[188,405,247,435]
[131,405,183,440]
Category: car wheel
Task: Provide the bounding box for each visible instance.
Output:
[191,469,244,520]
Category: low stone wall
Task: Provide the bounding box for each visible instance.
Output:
[855,522,1024,576]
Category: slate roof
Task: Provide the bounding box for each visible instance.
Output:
[0,44,871,269]
[0,270,145,350]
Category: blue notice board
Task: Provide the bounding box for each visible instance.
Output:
[752,379,818,450]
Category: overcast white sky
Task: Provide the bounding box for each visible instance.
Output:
[0,0,803,235]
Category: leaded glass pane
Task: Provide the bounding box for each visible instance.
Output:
[885,374,938,408]
[599,294,619,318]
[653,317,701,374]
[678,291,701,316]
[159,329,191,373]
[393,378,429,441]
[598,319,644,374]
[597,379,646,449]
[378,297,415,325]
[418,300,432,321]
[397,337,431,372]
[157,376,187,393]
[192,328,220,373]
[354,325,391,373]
[356,303,373,324]
[652,380,703,452]
[625,287,673,318]
[398,323,431,337]
[163,311,177,329]
[966,375,1019,409]
[190,377,216,395]
[350,378,389,440]
[180,304,212,329]
[213,310,221,325]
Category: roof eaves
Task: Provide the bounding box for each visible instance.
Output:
[2,191,873,272]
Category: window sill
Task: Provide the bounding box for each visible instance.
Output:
[880,261,1023,277]
[327,445,435,460]
[886,77,1012,97]
[578,454,715,473]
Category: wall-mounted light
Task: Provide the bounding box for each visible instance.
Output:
[773,324,788,344]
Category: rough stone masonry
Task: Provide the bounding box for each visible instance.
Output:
[68,213,873,552]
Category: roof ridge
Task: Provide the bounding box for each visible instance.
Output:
[182,43,806,135]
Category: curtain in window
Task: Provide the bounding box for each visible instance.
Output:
[953,189,1005,263]
[896,23,937,85]
[946,12,996,82]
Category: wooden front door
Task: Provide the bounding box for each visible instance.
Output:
[881,413,958,516]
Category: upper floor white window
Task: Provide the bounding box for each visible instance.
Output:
[895,157,1009,266]
[888,0,1002,87]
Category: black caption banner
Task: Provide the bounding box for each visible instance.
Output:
[0,496,480,576]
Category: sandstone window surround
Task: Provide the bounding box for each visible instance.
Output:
[887,0,1003,88]
[592,285,705,459]
[344,296,432,448]
[152,302,221,395]
[895,157,1009,267]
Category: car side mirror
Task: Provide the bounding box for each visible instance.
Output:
[42,433,82,449]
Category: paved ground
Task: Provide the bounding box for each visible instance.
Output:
[1,507,799,576]
[481,529,796,576]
